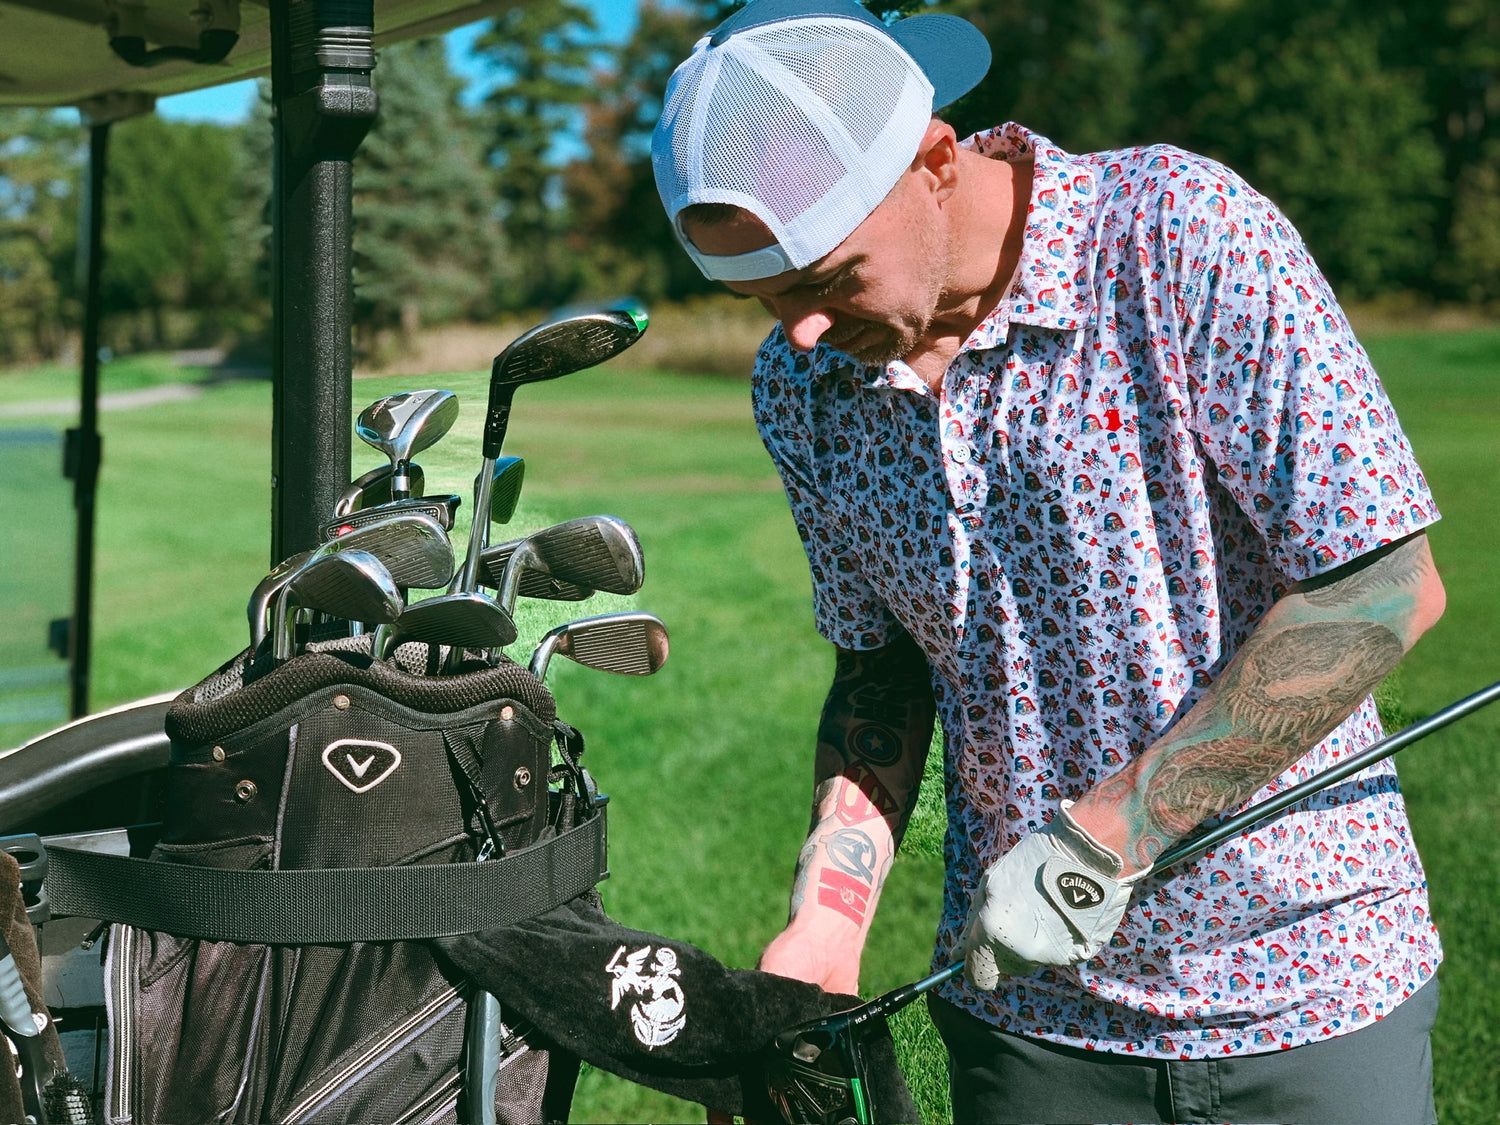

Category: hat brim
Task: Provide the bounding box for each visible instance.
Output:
[710,1,991,112]
[889,13,992,110]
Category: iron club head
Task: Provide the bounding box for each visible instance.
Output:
[495,515,643,614]
[528,612,669,682]
[482,300,648,460]
[271,549,402,662]
[372,592,518,661]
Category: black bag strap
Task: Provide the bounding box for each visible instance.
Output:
[41,810,606,944]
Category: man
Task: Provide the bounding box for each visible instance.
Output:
[652,1,1447,1121]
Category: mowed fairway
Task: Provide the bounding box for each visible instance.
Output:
[1,326,1494,1122]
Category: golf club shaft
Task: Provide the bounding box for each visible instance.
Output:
[454,455,498,594]
[864,678,1500,1017]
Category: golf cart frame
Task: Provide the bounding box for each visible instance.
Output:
[1,0,510,805]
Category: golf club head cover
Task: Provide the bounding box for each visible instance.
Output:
[436,891,918,1123]
[961,800,1150,988]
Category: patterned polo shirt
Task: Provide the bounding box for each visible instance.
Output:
[751,123,1442,1056]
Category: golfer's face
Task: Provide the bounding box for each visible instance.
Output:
[683,194,940,366]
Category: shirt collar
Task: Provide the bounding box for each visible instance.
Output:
[965,123,1100,336]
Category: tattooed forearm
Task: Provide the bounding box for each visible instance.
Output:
[810,632,936,842]
[1072,531,1444,871]
[786,634,937,929]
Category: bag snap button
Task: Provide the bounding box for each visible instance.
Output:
[513,767,532,789]
[235,780,258,802]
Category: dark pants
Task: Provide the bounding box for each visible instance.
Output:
[929,978,1438,1125]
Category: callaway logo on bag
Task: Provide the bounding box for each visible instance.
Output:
[321,738,402,793]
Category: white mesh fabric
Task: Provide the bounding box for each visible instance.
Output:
[654,17,935,280]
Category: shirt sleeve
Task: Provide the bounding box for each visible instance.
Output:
[1174,175,1439,579]
[751,334,901,650]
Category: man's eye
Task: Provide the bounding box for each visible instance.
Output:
[809,274,846,298]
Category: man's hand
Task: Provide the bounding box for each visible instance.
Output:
[960,801,1148,989]
[758,919,863,995]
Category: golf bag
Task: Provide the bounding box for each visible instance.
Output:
[43,635,607,1124]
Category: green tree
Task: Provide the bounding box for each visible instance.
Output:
[100,113,250,348]
[475,0,598,309]
[354,37,506,346]
[564,0,720,302]
[0,108,83,363]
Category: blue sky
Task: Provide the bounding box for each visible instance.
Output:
[156,1,641,125]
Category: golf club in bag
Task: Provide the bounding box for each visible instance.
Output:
[763,678,1500,1125]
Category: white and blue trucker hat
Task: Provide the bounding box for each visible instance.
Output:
[652,0,991,282]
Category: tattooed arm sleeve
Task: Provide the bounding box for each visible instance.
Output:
[781,631,936,960]
[1070,531,1446,874]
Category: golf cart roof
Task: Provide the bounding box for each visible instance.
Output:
[0,0,517,110]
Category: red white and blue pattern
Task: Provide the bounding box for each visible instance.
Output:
[752,123,1441,1057]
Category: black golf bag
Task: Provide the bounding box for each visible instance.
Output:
[36,635,603,1124]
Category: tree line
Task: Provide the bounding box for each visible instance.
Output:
[1,0,1497,366]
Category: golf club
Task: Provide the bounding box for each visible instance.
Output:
[270,550,403,662]
[319,494,463,542]
[488,454,526,526]
[764,677,1500,1125]
[451,300,648,595]
[355,389,460,502]
[250,512,455,647]
[494,515,644,616]
[371,593,518,661]
[334,461,427,518]
[479,537,593,603]
[528,612,669,682]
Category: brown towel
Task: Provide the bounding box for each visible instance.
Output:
[0,850,67,1125]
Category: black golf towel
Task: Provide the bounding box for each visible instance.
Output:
[437,891,919,1122]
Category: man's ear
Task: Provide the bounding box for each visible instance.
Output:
[913,118,960,201]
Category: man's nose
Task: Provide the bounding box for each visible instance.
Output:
[775,303,835,353]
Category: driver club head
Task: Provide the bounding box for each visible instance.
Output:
[272,549,403,662]
[482,300,648,458]
[528,612,669,682]
[356,389,460,499]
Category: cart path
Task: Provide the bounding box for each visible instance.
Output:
[0,382,204,418]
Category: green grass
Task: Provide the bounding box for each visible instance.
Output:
[0,326,1495,1122]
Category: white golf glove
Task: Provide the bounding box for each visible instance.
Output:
[960,801,1150,989]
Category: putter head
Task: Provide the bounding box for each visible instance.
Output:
[321,494,463,542]
[356,389,460,497]
[479,537,594,602]
[334,462,426,517]
[386,592,518,653]
[324,511,455,590]
[483,301,648,457]
[490,455,526,524]
[528,613,669,681]
[274,549,403,662]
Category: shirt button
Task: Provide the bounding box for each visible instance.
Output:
[952,445,971,465]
